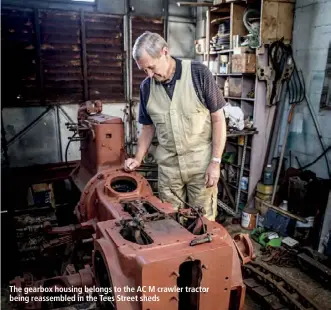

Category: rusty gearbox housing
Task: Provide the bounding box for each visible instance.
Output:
[8,101,254,310]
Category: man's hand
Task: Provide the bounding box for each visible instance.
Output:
[205,162,220,188]
[124,158,141,172]
[124,124,155,172]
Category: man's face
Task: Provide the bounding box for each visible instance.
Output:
[136,48,171,82]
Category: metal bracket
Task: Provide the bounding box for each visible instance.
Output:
[257,65,274,106]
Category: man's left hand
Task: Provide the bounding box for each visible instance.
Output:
[205,162,220,188]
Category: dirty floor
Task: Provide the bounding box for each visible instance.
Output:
[224,220,331,310]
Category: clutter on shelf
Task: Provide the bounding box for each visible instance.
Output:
[210,21,230,52]
[223,102,245,131]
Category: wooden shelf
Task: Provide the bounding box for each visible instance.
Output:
[225,96,255,102]
[203,1,263,215]
[214,73,255,77]
[226,129,257,137]
[211,16,231,24]
[206,49,233,55]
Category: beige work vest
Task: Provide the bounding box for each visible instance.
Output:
[146,59,213,183]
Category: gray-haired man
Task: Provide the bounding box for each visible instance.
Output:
[124,31,227,221]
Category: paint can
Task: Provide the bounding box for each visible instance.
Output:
[241,207,259,230]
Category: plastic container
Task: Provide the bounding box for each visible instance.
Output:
[240,177,248,191]
[263,164,273,185]
[279,200,288,211]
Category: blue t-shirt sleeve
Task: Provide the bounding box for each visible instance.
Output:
[138,78,153,125]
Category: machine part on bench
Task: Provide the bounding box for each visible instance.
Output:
[8,100,254,310]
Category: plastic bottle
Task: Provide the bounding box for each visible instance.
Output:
[279,200,288,211]
[224,78,229,97]
[263,164,273,185]
[240,177,248,191]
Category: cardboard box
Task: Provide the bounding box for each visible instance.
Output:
[229,77,242,97]
[231,53,256,73]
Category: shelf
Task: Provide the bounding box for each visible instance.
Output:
[228,183,248,195]
[227,140,251,150]
[205,1,265,215]
[224,96,255,102]
[213,73,255,77]
[206,49,233,55]
[226,129,257,137]
[224,162,250,173]
[211,16,231,24]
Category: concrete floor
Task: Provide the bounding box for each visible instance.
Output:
[224,220,331,310]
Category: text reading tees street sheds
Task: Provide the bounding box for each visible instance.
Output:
[9,285,209,304]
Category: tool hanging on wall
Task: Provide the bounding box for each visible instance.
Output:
[257,39,295,107]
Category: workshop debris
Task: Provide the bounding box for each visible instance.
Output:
[223,103,245,131]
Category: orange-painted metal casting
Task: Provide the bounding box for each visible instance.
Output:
[9,101,254,310]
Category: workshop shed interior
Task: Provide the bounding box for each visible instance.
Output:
[1,0,331,310]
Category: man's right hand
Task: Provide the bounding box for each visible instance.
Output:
[124,158,141,172]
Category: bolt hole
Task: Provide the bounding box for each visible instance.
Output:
[225,277,229,280]
[224,288,227,291]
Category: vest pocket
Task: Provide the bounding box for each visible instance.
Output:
[184,111,211,136]
[150,114,168,145]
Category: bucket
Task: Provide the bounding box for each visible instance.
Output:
[241,207,259,230]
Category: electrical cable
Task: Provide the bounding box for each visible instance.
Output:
[268,39,294,106]
[304,93,331,178]
[268,40,331,179]
[65,132,78,168]
[289,52,330,178]
[298,145,331,171]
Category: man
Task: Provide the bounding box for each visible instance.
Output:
[124,31,227,221]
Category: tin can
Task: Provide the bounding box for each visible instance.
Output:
[241,207,259,230]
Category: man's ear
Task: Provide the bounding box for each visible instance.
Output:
[162,46,169,56]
